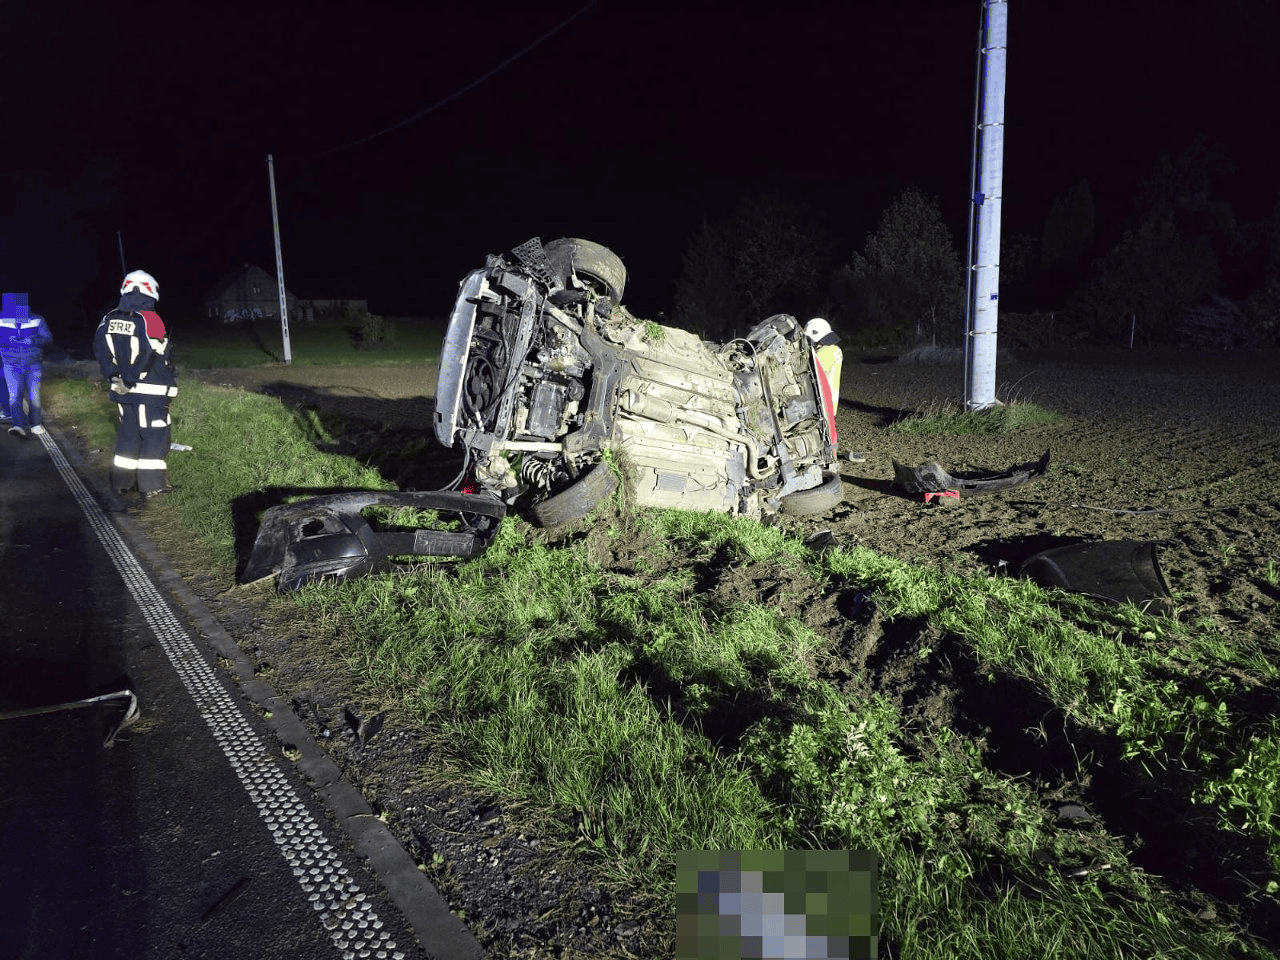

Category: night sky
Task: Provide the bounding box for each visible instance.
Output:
[4,0,1279,335]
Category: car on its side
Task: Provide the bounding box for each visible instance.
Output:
[434,237,842,525]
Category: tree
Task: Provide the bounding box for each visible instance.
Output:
[834,186,963,347]
[1136,137,1243,290]
[1136,135,1234,215]
[1037,179,1095,303]
[1071,208,1218,345]
[1059,140,1249,346]
[673,191,835,340]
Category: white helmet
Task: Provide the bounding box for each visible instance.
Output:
[121,270,160,302]
[804,317,838,345]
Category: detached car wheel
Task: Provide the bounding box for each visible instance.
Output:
[530,462,619,527]
[544,238,627,303]
[779,470,843,516]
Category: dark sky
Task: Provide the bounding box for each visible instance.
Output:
[4,0,1279,328]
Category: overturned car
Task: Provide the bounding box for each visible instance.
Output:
[434,237,843,525]
[244,237,842,590]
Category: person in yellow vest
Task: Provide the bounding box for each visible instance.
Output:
[803,318,866,463]
[803,317,842,402]
[805,316,841,446]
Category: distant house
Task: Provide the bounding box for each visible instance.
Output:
[203,264,298,324]
[202,264,369,325]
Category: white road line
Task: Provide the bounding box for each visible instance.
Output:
[37,431,406,960]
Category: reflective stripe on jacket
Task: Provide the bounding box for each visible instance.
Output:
[94,309,178,402]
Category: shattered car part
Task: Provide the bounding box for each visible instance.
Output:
[240,491,505,592]
[434,237,842,523]
[0,689,140,748]
[893,450,1050,497]
[1019,539,1173,613]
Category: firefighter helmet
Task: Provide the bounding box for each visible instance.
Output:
[804,317,838,345]
[121,270,160,302]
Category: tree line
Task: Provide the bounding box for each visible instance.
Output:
[672,137,1280,352]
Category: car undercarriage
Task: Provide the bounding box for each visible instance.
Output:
[245,237,842,590]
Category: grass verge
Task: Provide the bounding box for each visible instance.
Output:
[889,399,1061,435]
[42,375,1280,959]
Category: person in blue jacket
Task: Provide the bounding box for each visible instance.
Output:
[1,337,9,421]
[93,270,178,498]
[1,292,54,439]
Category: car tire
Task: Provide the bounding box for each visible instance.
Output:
[544,238,627,303]
[530,462,619,527]
[779,470,843,516]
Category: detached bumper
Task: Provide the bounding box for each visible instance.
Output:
[893,450,1050,497]
[241,491,505,592]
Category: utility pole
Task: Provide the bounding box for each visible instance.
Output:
[267,153,293,364]
[963,0,1008,410]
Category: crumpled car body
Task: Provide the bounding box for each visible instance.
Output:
[434,237,842,524]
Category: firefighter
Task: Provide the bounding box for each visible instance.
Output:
[93,270,178,499]
[803,317,843,452]
[804,317,843,400]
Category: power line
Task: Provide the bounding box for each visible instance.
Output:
[294,0,599,162]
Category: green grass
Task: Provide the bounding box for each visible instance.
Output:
[42,375,1280,958]
[176,316,445,368]
[889,400,1061,435]
[45,377,391,571]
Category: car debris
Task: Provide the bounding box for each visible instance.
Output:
[922,490,961,504]
[0,688,140,748]
[240,491,504,592]
[1019,539,1173,613]
[893,450,1051,497]
[344,705,387,748]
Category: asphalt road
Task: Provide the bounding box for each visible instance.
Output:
[0,424,481,959]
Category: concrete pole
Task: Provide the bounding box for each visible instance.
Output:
[267,154,293,365]
[964,0,1008,410]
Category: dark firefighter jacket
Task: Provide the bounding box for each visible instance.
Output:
[94,293,178,404]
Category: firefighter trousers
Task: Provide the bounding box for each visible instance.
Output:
[112,399,171,494]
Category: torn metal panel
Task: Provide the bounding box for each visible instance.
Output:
[1020,540,1173,613]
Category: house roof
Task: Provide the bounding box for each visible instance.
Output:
[201,264,296,303]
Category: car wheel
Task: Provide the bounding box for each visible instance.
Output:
[544,238,627,303]
[529,462,619,527]
[779,470,843,516]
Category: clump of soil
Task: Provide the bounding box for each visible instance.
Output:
[173,350,1280,956]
